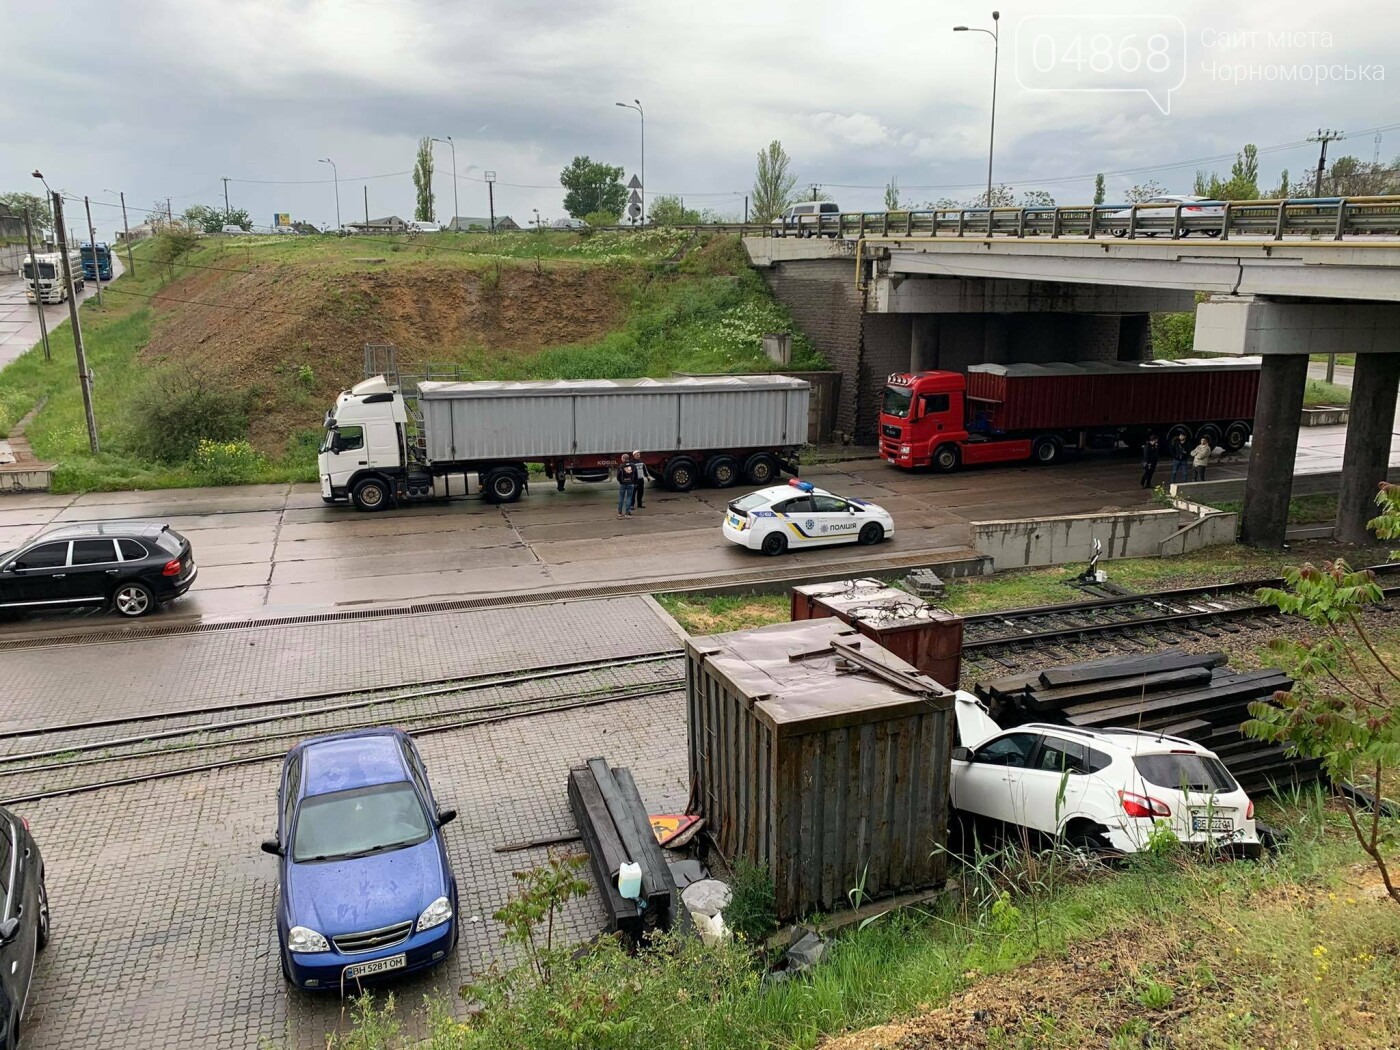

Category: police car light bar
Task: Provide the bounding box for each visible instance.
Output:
[788,479,814,492]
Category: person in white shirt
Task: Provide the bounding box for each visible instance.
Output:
[1190,437,1212,482]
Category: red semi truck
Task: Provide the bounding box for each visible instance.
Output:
[878,358,1262,471]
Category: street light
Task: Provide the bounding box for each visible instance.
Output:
[318,158,340,230]
[954,11,1000,208]
[614,99,644,223]
[431,136,458,228]
[532,207,541,231]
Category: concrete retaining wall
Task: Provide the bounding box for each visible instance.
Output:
[1175,466,1400,505]
[973,507,1235,569]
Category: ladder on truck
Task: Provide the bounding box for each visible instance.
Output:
[365,343,483,466]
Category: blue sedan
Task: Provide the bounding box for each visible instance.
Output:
[261,728,459,992]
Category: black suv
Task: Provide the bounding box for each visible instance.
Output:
[0,805,49,1049]
[0,521,197,618]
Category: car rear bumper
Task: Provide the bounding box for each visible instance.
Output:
[285,919,455,991]
[721,519,758,550]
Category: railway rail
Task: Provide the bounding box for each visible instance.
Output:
[0,653,686,805]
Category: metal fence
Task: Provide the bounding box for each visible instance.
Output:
[600,195,1400,243]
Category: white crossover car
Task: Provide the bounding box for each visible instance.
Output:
[722,480,895,556]
[950,692,1259,856]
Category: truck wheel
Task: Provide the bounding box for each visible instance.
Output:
[760,532,788,556]
[706,456,740,488]
[1194,423,1222,451]
[858,522,884,546]
[483,469,524,504]
[351,476,391,511]
[1032,437,1062,466]
[1164,423,1192,449]
[664,458,698,492]
[743,453,779,486]
[1223,421,1250,453]
[932,444,960,473]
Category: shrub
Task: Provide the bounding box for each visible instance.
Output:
[192,439,264,484]
[725,861,778,943]
[583,210,621,229]
[295,364,315,387]
[126,369,248,463]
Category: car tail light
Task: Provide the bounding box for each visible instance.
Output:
[1119,790,1171,819]
[1246,800,1255,820]
[162,558,182,576]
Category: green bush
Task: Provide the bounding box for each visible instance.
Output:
[126,370,249,463]
[725,861,778,943]
[0,389,34,439]
[583,210,621,228]
[192,439,264,484]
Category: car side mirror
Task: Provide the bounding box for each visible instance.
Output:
[951,746,973,762]
[260,838,283,856]
[436,807,458,828]
[0,918,19,945]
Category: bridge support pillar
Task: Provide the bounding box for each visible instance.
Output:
[1336,353,1400,544]
[1240,354,1309,549]
[910,315,937,372]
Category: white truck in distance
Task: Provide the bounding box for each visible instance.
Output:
[21,252,84,304]
[318,374,811,510]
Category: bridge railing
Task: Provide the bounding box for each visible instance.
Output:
[604,196,1400,241]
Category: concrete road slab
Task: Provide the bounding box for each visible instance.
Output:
[271,544,535,585]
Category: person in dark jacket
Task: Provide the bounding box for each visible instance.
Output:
[1168,433,1190,486]
[616,454,636,518]
[631,450,647,508]
[1140,434,1160,489]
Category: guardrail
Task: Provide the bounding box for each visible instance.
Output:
[601,195,1400,242]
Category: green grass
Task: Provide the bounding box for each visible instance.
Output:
[1213,493,1338,525]
[1304,378,1351,407]
[326,798,1400,1050]
[1309,353,1356,368]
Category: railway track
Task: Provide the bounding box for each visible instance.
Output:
[0,653,686,805]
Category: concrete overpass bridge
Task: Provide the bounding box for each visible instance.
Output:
[739,196,1400,551]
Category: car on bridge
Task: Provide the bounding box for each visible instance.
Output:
[722,479,894,556]
[0,521,197,619]
[261,728,459,992]
[1104,195,1225,237]
[773,201,842,237]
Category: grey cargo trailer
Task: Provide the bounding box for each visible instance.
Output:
[416,375,810,463]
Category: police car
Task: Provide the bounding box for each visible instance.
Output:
[722,480,895,556]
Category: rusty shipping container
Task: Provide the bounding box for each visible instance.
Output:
[965,358,1262,434]
[686,618,955,918]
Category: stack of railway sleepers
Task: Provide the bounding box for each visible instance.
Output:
[567,758,686,941]
[975,649,1321,794]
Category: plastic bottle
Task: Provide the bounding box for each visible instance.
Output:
[617,861,642,900]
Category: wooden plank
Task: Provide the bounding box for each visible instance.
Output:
[1021,667,1214,710]
[613,766,692,934]
[587,757,664,905]
[567,769,640,938]
[568,767,629,878]
[1035,648,1218,687]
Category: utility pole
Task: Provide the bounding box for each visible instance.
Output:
[116,191,134,276]
[810,183,820,201]
[364,185,369,225]
[485,171,496,232]
[166,198,173,225]
[744,195,749,223]
[222,176,231,216]
[1309,128,1344,383]
[50,193,100,453]
[22,208,51,362]
[1309,128,1343,197]
[83,196,103,307]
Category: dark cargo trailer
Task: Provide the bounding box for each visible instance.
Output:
[686,618,955,919]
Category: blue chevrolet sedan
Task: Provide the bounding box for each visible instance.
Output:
[261,728,459,992]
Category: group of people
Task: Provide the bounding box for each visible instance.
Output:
[1139,432,1214,489]
[616,452,648,518]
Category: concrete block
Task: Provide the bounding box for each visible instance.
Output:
[973,508,1199,569]
[0,467,54,493]
[1301,406,1349,426]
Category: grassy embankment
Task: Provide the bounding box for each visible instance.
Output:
[0,230,820,492]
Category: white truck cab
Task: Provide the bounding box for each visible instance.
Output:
[318,377,413,509]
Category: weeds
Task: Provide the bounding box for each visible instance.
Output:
[725,861,778,943]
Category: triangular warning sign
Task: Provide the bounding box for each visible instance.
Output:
[627,174,643,189]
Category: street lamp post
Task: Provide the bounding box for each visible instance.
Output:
[484,170,497,232]
[614,99,644,223]
[532,208,541,232]
[104,189,135,276]
[319,158,340,230]
[432,137,458,229]
[954,11,1000,208]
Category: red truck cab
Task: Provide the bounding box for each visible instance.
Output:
[879,371,1033,472]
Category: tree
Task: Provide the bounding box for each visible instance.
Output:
[1193,144,1261,200]
[1019,190,1056,208]
[1124,180,1169,203]
[1322,156,1400,197]
[1245,483,1400,906]
[648,195,702,225]
[884,177,902,211]
[412,136,435,223]
[750,140,797,222]
[180,205,252,233]
[559,156,627,220]
[1093,174,1106,206]
[1265,168,1291,199]
[0,191,53,235]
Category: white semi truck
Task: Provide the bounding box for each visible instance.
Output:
[318,374,811,510]
[21,252,84,305]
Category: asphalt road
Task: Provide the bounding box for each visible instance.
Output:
[0,255,122,368]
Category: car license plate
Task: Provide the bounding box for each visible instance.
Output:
[727,514,743,528]
[344,953,406,979]
[1191,812,1233,833]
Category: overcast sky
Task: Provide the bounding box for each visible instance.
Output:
[5,0,1396,237]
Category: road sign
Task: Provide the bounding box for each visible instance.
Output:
[628,189,642,204]
[627,174,642,190]
[627,203,642,219]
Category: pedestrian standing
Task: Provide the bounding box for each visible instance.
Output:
[1168,433,1190,486]
[631,450,647,508]
[1139,434,1160,489]
[616,453,636,518]
[1191,436,1212,482]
